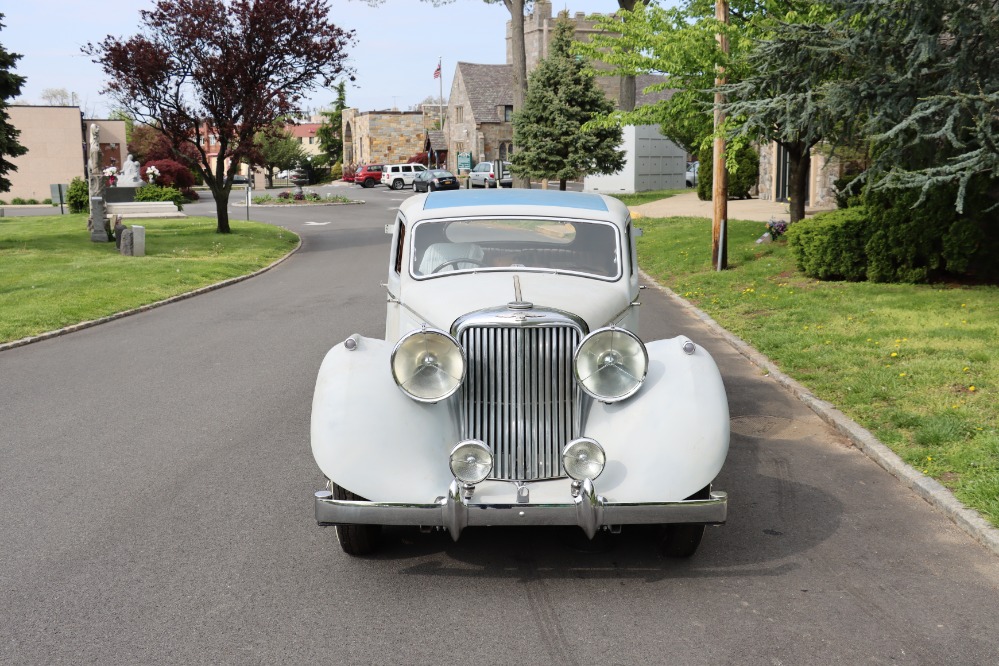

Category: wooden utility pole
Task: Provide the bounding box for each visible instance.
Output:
[712,0,729,270]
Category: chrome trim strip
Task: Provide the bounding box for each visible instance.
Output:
[315,489,729,539]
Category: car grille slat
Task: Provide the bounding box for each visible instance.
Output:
[459,323,580,481]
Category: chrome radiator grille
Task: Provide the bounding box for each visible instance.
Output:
[458,324,581,480]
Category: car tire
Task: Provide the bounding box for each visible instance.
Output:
[392,179,404,190]
[658,485,710,558]
[330,481,381,556]
[362,178,375,188]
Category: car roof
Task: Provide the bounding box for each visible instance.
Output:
[399,189,630,228]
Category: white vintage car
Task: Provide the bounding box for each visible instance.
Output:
[312,189,730,556]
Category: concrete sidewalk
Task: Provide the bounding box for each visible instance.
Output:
[632,190,834,222]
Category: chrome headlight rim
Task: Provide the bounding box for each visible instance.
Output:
[449,439,494,485]
[572,326,649,402]
[390,327,466,403]
[562,437,606,482]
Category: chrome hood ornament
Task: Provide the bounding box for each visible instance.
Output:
[508,275,533,310]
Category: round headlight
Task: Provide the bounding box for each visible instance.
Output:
[449,440,493,484]
[391,328,466,402]
[573,327,648,402]
[562,438,606,481]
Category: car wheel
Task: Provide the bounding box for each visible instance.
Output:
[330,481,381,556]
[392,179,404,190]
[362,178,375,188]
[429,183,437,192]
[658,485,710,558]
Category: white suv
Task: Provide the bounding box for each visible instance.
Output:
[381,163,428,190]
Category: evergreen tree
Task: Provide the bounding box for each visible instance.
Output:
[0,14,28,193]
[511,15,624,190]
[316,81,347,165]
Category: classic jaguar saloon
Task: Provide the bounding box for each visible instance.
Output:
[312,189,730,556]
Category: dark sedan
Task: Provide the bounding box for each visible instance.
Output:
[413,169,459,192]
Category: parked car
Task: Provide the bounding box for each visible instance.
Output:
[231,174,249,185]
[686,161,699,188]
[355,164,384,188]
[381,163,428,190]
[276,170,290,179]
[311,189,730,557]
[469,160,513,188]
[413,168,459,192]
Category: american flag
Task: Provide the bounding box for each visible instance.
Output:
[433,63,441,79]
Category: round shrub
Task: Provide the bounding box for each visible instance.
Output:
[786,207,871,281]
[66,177,89,213]
[862,178,998,283]
[697,142,759,201]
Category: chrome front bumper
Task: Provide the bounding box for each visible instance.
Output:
[315,479,727,541]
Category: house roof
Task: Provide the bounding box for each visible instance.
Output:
[288,123,321,138]
[425,130,446,151]
[456,62,513,122]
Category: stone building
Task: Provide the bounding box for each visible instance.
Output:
[757,143,840,208]
[446,63,515,170]
[4,106,125,202]
[341,109,428,167]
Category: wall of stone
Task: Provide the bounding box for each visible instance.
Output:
[341,109,426,166]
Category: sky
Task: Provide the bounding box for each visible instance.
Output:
[2,0,632,119]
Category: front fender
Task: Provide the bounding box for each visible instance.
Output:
[311,336,458,502]
[582,337,729,502]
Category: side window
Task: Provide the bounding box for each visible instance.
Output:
[394,220,407,274]
[402,166,412,174]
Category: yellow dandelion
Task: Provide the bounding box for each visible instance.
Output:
[964,367,970,372]
[899,373,906,377]
[891,352,898,357]
[969,386,976,392]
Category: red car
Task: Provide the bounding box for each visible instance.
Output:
[355,164,384,188]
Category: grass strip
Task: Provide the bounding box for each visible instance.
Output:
[609,188,688,206]
[0,214,298,344]
[637,215,998,526]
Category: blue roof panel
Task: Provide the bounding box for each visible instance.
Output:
[423,188,608,212]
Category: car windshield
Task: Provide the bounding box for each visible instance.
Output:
[428,170,452,178]
[411,217,620,280]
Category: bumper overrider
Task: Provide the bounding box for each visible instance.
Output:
[315,478,727,541]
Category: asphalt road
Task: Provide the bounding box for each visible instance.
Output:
[2,184,998,665]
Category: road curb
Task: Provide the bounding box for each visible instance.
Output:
[640,269,999,558]
[0,235,303,354]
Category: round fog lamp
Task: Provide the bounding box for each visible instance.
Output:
[573,327,648,402]
[391,328,466,402]
[562,438,606,481]
[449,440,493,484]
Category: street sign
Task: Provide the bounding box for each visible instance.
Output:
[457,152,472,172]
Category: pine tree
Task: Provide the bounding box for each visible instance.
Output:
[511,15,624,190]
[0,14,28,193]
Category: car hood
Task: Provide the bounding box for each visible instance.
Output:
[400,271,632,334]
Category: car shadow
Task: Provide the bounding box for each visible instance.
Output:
[351,431,842,581]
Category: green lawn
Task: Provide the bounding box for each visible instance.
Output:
[610,188,689,206]
[637,215,998,526]
[0,214,298,343]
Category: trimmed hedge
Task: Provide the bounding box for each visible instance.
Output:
[787,207,871,281]
[863,182,997,283]
[66,177,90,214]
[134,184,184,211]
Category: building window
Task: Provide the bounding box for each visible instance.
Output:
[455,106,464,123]
[504,105,513,122]
[309,136,314,144]
[299,137,305,144]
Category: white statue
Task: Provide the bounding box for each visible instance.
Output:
[120,154,142,186]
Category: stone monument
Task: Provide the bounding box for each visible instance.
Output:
[119,154,142,187]
[87,124,109,242]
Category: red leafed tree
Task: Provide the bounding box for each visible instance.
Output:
[85,0,354,233]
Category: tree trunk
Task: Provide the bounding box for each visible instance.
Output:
[786,141,810,224]
[506,0,530,189]
[619,74,636,112]
[214,184,232,233]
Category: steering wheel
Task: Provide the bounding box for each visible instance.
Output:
[431,258,487,273]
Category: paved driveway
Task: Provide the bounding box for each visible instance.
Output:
[1,187,997,665]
